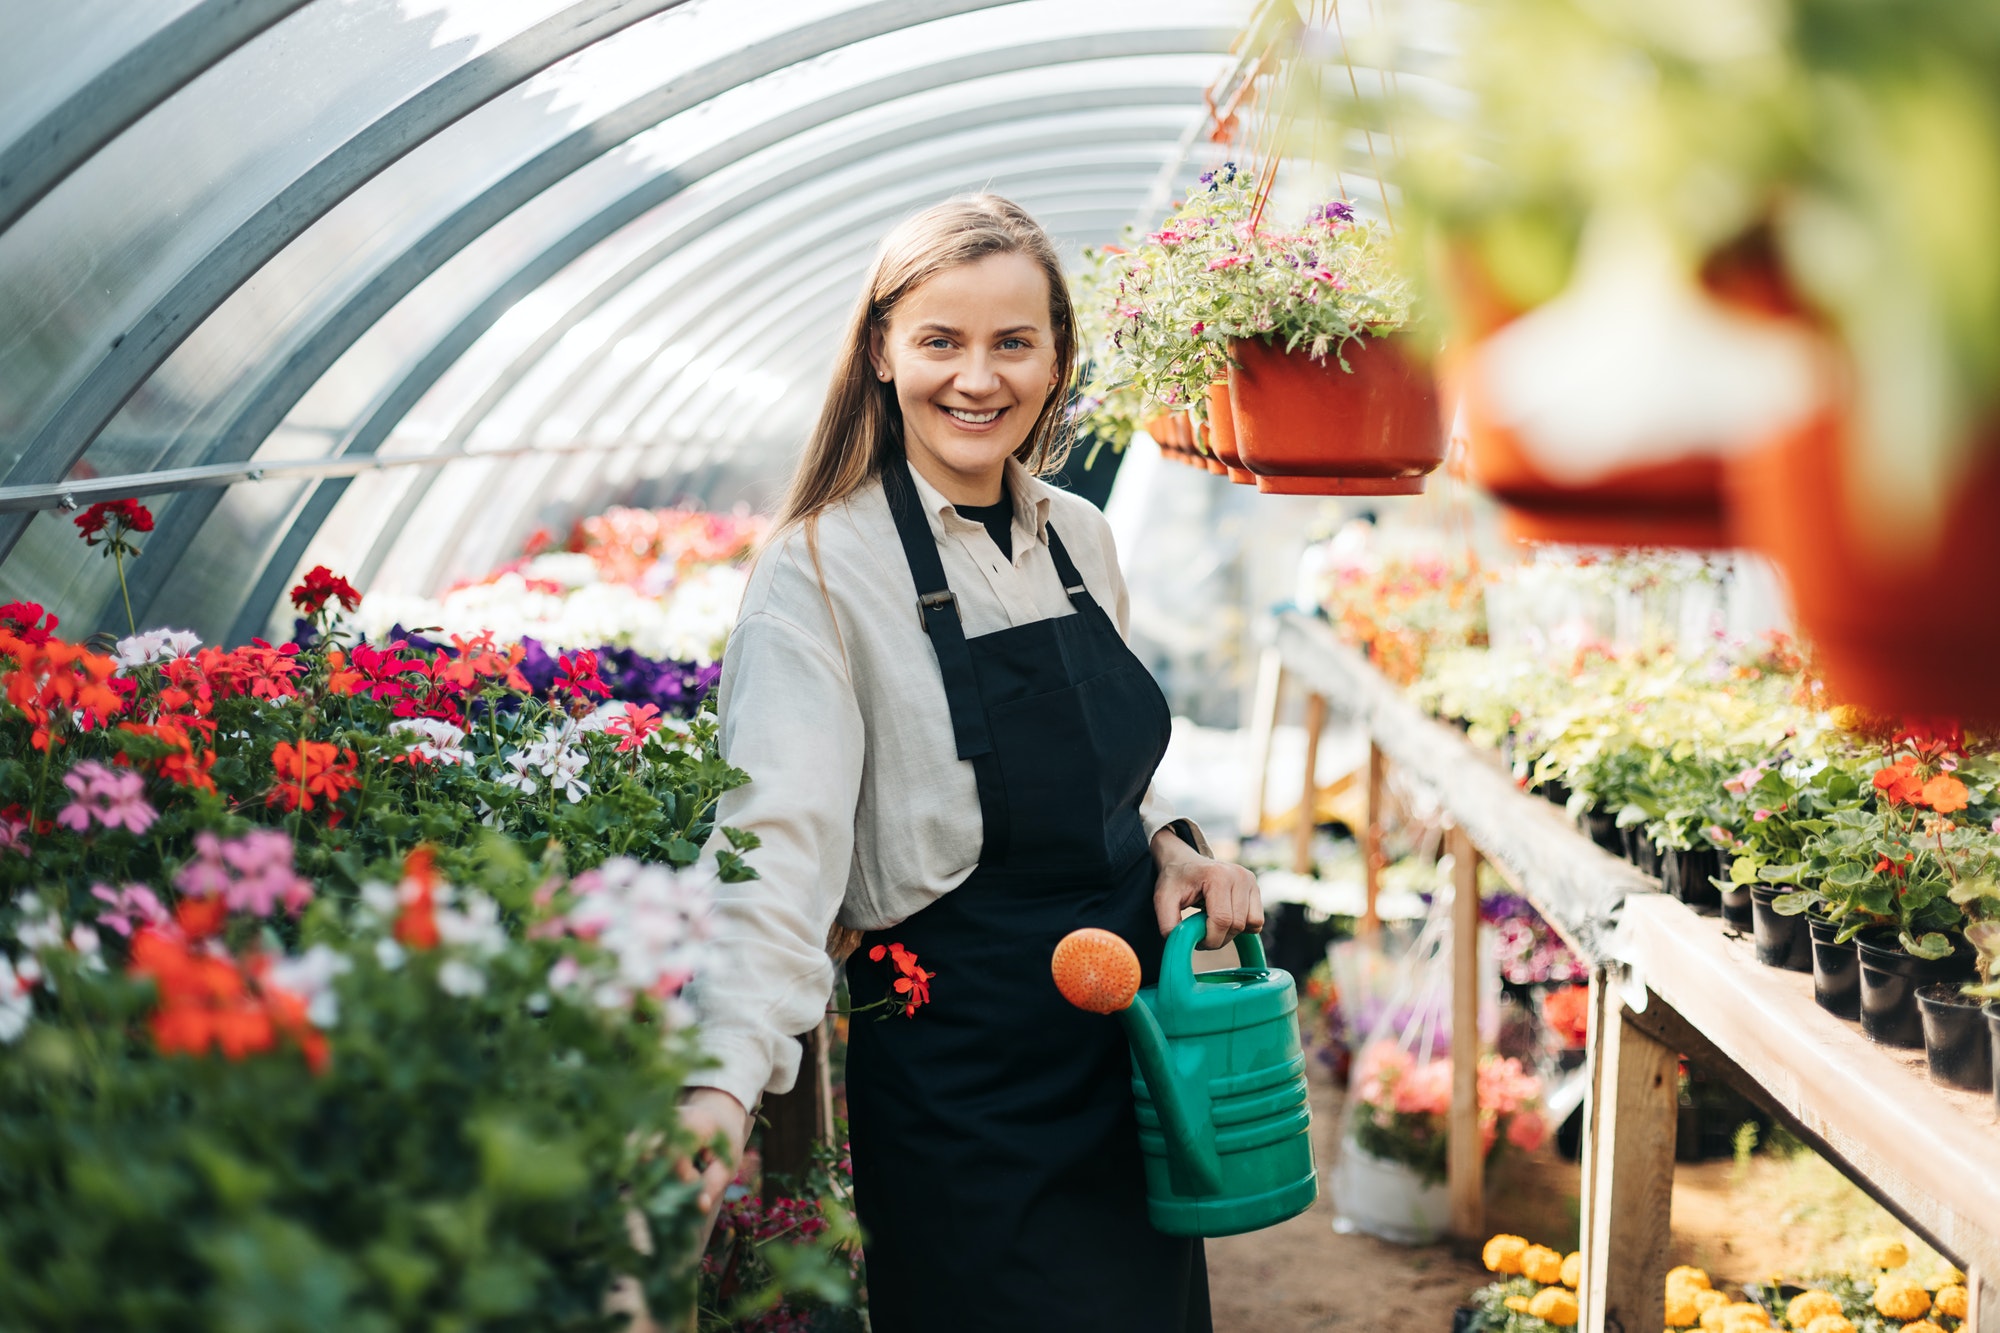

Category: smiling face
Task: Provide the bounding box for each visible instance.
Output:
[871,250,1061,506]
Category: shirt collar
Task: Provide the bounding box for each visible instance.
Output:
[902,454,1053,547]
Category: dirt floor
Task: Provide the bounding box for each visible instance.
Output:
[1205,1070,1944,1332]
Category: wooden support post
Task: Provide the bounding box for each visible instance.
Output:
[1292,691,1327,874]
[1243,646,1285,840]
[1969,1269,1994,1333]
[1581,983,1679,1333]
[759,1022,831,1203]
[1447,824,1484,1246]
[1361,740,1385,938]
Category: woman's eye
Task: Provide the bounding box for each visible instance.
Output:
[925,337,952,350]
[1000,338,1028,350]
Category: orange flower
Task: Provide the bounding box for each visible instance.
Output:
[393,845,441,950]
[1873,758,1923,806]
[1921,773,1969,814]
[116,719,217,792]
[1,630,125,749]
[868,941,934,1017]
[129,928,326,1074]
[268,740,360,823]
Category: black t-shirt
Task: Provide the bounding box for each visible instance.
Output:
[954,490,1014,562]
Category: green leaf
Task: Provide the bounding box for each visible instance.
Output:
[1769,891,1815,917]
[1902,931,1955,961]
[723,826,762,853]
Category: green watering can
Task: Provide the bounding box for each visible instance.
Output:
[1052,911,1318,1237]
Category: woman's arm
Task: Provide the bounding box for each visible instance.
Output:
[679,607,865,1203]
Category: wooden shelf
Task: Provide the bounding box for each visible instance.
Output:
[1618,893,2000,1280]
[1274,611,1651,964]
[1271,610,1998,1332]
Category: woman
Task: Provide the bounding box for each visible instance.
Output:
[681,195,1260,1332]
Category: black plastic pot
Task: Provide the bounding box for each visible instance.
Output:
[1585,807,1623,855]
[1808,916,1859,1020]
[1718,871,1754,929]
[1619,826,1660,876]
[1988,1005,2000,1115]
[1661,849,1721,910]
[1856,930,1975,1048]
[1749,885,1812,971]
[1917,983,1993,1091]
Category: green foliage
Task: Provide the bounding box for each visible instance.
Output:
[0,852,710,1331]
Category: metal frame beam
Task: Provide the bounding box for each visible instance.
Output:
[0,0,316,234]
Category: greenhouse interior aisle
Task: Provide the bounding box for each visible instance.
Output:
[3,1,1999,1331]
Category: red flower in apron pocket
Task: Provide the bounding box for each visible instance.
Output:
[868,942,934,1017]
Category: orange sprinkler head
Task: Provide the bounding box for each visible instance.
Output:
[1052,928,1142,1014]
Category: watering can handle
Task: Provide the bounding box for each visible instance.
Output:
[1159,910,1267,1021]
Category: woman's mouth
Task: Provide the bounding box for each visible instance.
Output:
[941,405,1005,426]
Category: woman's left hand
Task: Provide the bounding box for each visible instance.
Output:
[1151,827,1263,950]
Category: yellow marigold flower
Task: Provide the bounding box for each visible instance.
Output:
[1667,1266,1714,1293]
[1483,1234,1529,1275]
[1694,1290,1730,1314]
[1860,1237,1910,1270]
[1720,1302,1771,1332]
[1900,1322,1945,1333]
[1787,1291,1844,1327]
[1872,1276,1930,1321]
[1664,1292,1701,1328]
[1802,1317,1855,1333]
[1521,1245,1565,1286]
[1504,1295,1533,1314]
[1933,1284,1969,1319]
[1561,1251,1583,1289]
[1529,1287,1580,1327]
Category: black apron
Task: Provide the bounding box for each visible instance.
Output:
[844,461,1211,1333]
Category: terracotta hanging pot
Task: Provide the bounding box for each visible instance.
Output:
[1457,365,1733,547]
[1729,406,2000,724]
[1205,379,1256,484]
[1227,336,1445,495]
[1446,244,1744,548]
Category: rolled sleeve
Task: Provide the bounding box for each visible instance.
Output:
[684,609,864,1105]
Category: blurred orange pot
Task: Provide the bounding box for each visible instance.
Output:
[1730,408,2000,724]
[1205,379,1256,484]
[1227,336,1444,495]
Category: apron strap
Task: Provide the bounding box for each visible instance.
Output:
[1044,524,1097,613]
[880,456,994,761]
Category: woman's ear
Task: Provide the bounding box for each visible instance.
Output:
[868,328,890,382]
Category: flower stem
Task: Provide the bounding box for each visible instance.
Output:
[114,548,136,637]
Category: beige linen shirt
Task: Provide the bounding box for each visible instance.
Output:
[684,456,1189,1109]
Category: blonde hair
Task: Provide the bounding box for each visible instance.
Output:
[777,194,1077,529]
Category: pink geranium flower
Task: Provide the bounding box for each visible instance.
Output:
[90,883,169,937]
[174,829,314,917]
[56,760,157,835]
[606,702,663,754]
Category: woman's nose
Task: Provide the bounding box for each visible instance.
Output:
[954,352,1002,395]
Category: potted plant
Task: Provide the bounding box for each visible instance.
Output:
[1296,0,2000,712]
[1094,165,1442,494]
[1929,870,2000,1100]
[1787,724,1987,1047]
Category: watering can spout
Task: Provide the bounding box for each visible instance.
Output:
[1049,923,1225,1196]
[1116,996,1226,1195]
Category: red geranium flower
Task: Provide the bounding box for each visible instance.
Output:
[1873,758,1923,807]
[290,565,362,617]
[268,740,360,824]
[555,649,609,700]
[0,602,58,645]
[867,941,935,1017]
[393,846,441,950]
[74,498,154,544]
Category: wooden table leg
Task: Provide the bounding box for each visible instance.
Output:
[1243,647,1285,841]
[1581,984,1678,1333]
[1447,823,1484,1246]
[1361,740,1385,939]
[1292,691,1327,875]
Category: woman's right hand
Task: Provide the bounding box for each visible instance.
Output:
[678,1087,752,1213]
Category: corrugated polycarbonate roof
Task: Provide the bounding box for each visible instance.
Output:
[0,0,1400,642]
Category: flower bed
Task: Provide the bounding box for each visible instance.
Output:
[0,503,853,1325]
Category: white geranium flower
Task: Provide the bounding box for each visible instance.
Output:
[438,959,488,998]
[389,717,469,766]
[0,957,34,1042]
[268,944,353,1028]
[113,628,201,671]
[374,938,407,971]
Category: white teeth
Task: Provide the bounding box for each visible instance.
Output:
[943,406,1001,424]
